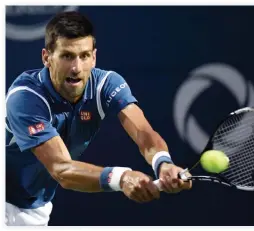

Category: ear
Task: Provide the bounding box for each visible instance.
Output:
[92,49,97,68]
[42,48,51,68]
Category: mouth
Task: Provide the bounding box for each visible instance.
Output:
[65,77,82,86]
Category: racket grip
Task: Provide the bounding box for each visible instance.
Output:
[153,179,162,191]
[178,168,189,181]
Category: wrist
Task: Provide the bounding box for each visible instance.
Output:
[152,151,174,179]
[99,167,132,192]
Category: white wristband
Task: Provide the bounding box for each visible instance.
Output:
[152,151,172,172]
[109,167,132,191]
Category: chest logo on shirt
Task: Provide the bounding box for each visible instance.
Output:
[80,111,92,121]
[28,122,45,135]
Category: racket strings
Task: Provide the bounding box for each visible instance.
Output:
[219,141,254,186]
[211,112,254,187]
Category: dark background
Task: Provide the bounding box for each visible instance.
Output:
[6,6,254,225]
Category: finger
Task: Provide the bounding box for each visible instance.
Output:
[139,178,158,201]
[125,179,152,203]
[165,174,180,189]
[182,180,192,190]
[172,168,191,188]
[133,184,150,202]
[144,180,160,199]
[172,178,184,189]
[159,177,174,193]
[168,179,182,193]
[164,174,184,193]
[181,172,192,190]
[124,183,147,203]
[130,185,149,203]
[171,177,182,188]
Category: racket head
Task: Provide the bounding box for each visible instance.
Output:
[201,107,254,190]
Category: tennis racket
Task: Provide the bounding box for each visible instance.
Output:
[154,107,254,191]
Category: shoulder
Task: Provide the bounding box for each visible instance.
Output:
[6,86,52,123]
[91,68,126,88]
[6,68,50,112]
[8,68,43,92]
[7,68,47,101]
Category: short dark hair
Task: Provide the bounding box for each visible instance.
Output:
[45,11,96,52]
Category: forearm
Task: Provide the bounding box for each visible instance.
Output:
[33,136,132,193]
[118,105,169,165]
[136,129,169,165]
[134,128,175,179]
[53,160,104,192]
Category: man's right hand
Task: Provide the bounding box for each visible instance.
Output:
[120,170,160,203]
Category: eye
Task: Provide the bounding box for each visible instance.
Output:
[62,54,74,60]
[81,53,91,60]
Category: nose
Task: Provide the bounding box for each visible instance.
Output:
[71,57,82,75]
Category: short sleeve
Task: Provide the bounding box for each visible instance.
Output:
[6,89,59,152]
[99,71,138,117]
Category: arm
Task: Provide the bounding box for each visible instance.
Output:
[118,103,192,193]
[32,135,160,202]
[98,71,185,193]
[118,103,168,165]
[6,89,129,194]
[32,136,104,192]
[99,71,173,174]
[7,87,160,202]
[98,71,191,195]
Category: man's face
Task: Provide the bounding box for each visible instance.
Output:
[42,36,96,103]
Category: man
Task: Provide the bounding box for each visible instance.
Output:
[5,11,192,226]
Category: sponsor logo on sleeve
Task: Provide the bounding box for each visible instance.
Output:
[106,82,128,106]
[28,122,45,135]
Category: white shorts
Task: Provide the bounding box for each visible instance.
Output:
[5,201,53,226]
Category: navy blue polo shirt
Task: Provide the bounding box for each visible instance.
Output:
[6,67,137,209]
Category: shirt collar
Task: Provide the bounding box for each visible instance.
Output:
[38,67,94,105]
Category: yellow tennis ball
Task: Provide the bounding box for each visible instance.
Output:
[200,150,229,173]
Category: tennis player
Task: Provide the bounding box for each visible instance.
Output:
[5,11,192,226]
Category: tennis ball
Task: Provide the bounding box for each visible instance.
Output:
[200,150,229,173]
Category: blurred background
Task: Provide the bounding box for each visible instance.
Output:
[6,6,254,226]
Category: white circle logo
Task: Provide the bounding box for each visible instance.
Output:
[6,6,79,41]
[173,63,254,153]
